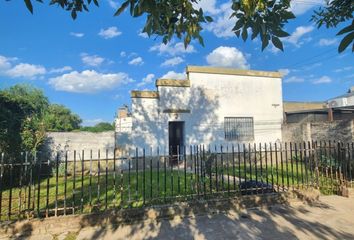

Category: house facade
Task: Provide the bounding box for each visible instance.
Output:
[130,66,283,152]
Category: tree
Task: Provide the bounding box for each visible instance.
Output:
[21,0,353,53]
[80,122,114,132]
[0,84,82,154]
[43,104,82,132]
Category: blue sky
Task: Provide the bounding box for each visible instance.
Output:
[0,0,353,125]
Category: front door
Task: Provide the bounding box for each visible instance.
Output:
[168,121,184,157]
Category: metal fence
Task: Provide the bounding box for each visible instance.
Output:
[0,140,353,221]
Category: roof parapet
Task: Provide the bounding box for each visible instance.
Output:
[186,65,282,78]
[156,79,190,87]
[131,91,159,98]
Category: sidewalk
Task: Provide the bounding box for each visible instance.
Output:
[2,195,354,240]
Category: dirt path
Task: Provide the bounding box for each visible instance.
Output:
[2,195,354,240]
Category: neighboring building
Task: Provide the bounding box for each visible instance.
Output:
[327,87,354,108]
[115,105,132,133]
[130,65,283,152]
[284,88,354,124]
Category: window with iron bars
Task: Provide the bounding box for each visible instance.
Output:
[224,117,254,141]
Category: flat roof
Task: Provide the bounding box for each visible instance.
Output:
[156,79,190,87]
[186,65,282,78]
[131,91,159,98]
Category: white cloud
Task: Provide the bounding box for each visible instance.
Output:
[98,26,122,39]
[334,66,353,73]
[279,68,290,77]
[49,66,72,74]
[0,55,13,69]
[81,53,105,67]
[5,63,46,78]
[161,57,184,67]
[285,26,314,46]
[194,0,220,15]
[283,76,304,83]
[49,70,133,93]
[70,32,84,38]
[0,54,47,79]
[138,31,149,38]
[107,0,119,9]
[206,46,249,69]
[161,71,186,80]
[204,2,235,38]
[319,38,337,46]
[313,76,332,84]
[137,73,155,87]
[290,0,323,16]
[150,42,195,56]
[128,57,144,66]
[120,51,126,57]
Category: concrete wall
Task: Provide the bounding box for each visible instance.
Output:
[282,120,354,143]
[131,70,283,150]
[44,131,115,160]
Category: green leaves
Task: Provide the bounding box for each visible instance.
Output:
[312,0,353,53]
[231,0,293,52]
[24,0,33,14]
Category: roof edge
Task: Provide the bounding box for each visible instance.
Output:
[131,91,159,98]
[156,79,190,87]
[186,65,282,78]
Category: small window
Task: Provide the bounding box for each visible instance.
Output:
[224,117,254,141]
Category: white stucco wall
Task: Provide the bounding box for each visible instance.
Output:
[131,70,283,150]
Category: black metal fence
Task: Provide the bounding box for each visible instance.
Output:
[0,140,353,221]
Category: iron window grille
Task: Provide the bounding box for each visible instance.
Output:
[224,117,254,141]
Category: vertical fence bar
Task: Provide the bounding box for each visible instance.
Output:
[226,145,230,195]
[280,143,284,191]
[294,143,299,189]
[164,148,167,202]
[27,152,32,213]
[0,153,4,221]
[285,143,289,190]
[303,142,309,189]
[18,153,24,218]
[243,144,247,193]
[128,150,131,203]
[73,150,76,214]
[259,143,263,193]
[177,146,181,196]
[97,149,101,209]
[45,157,50,218]
[135,148,138,203]
[81,150,84,213]
[307,141,313,188]
[150,147,153,201]
[157,147,160,199]
[238,144,241,193]
[299,142,304,188]
[64,151,68,215]
[105,149,108,210]
[248,143,252,184]
[194,146,198,196]
[171,146,174,198]
[270,143,274,190]
[290,143,294,190]
[275,143,279,192]
[215,145,218,193]
[55,152,59,217]
[36,153,41,218]
[220,145,224,192]
[120,150,124,208]
[265,143,269,191]
[184,146,187,196]
[254,143,258,193]
[113,148,116,207]
[89,150,92,211]
[202,145,206,196]
[232,145,236,191]
[143,148,146,206]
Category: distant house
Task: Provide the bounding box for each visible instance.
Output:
[129,65,283,153]
[283,87,354,124]
[328,87,354,108]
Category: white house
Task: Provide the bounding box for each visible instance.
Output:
[130,66,283,153]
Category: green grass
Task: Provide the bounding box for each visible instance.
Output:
[0,162,341,221]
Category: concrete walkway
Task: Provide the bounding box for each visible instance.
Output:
[3,195,354,240]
